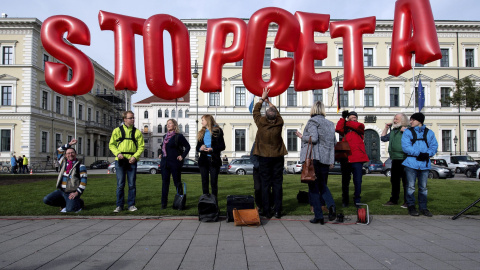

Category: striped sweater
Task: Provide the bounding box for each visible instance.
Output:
[55,144,87,194]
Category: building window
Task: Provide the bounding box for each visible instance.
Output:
[185,109,189,118]
[68,101,73,117]
[68,68,73,81]
[415,63,424,67]
[235,129,246,151]
[78,137,82,154]
[56,133,62,147]
[96,111,99,123]
[43,54,49,70]
[164,125,167,132]
[158,109,162,118]
[287,87,297,107]
[179,124,183,133]
[87,108,91,121]
[157,124,162,133]
[287,52,294,58]
[103,114,106,125]
[235,59,243,66]
[440,49,449,67]
[364,87,374,107]
[165,109,169,118]
[235,87,246,106]
[0,129,11,151]
[467,130,477,152]
[157,139,162,143]
[55,96,61,114]
[209,92,220,106]
[109,116,113,126]
[68,135,72,143]
[144,110,148,119]
[390,87,399,107]
[171,109,176,118]
[185,124,189,134]
[41,131,48,153]
[313,90,323,102]
[1,86,12,106]
[144,138,149,144]
[339,87,348,108]
[440,87,451,107]
[2,46,13,65]
[314,60,322,67]
[338,48,343,66]
[87,139,90,155]
[42,91,48,110]
[178,109,183,118]
[465,49,475,67]
[442,130,451,152]
[287,129,298,151]
[144,125,149,133]
[263,48,271,66]
[364,48,373,67]
[144,149,149,158]
[78,105,83,120]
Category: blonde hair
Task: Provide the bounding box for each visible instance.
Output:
[310,101,326,117]
[197,114,220,141]
[167,119,180,133]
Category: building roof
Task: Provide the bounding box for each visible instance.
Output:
[134,93,190,104]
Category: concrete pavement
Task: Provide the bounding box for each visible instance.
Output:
[0,215,479,270]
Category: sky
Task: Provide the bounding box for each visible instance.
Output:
[4,0,480,104]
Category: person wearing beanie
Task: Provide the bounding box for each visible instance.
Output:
[401,112,438,217]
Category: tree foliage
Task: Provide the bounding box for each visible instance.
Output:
[445,77,480,111]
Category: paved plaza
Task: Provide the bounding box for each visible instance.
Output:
[0,215,479,270]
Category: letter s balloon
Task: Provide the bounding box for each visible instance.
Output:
[41,15,94,96]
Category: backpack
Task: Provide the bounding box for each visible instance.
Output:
[117,125,138,154]
[198,194,219,222]
[408,127,429,148]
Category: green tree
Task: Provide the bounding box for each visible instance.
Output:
[445,77,480,111]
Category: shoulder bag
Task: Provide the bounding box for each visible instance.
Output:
[301,136,316,183]
[233,208,261,226]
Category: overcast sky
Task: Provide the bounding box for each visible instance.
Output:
[4,0,480,104]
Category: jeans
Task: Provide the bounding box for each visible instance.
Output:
[161,161,182,207]
[43,189,84,212]
[115,160,137,208]
[404,167,429,210]
[199,157,220,198]
[259,156,284,214]
[390,159,407,204]
[308,161,335,219]
[340,160,363,205]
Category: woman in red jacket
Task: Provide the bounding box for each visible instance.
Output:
[335,111,369,208]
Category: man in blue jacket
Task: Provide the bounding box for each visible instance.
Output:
[401,113,438,217]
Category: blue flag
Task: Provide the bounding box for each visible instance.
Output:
[418,78,425,112]
[247,93,255,114]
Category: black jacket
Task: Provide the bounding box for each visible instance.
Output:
[160,133,191,168]
[196,127,226,167]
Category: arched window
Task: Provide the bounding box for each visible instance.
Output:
[178,109,183,118]
[179,124,183,133]
[185,109,189,118]
[165,109,169,118]
[144,110,148,119]
[164,124,167,132]
[143,149,148,158]
[171,109,176,118]
[144,125,149,133]
[157,109,162,118]
[157,124,162,133]
[185,124,189,134]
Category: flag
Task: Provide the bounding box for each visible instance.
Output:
[247,92,255,114]
[336,76,341,113]
[418,78,425,112]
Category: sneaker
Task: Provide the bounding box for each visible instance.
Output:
[113,206,122,213]
[75,208,82,213]
[400,203,408,209]
[420,209,433,217]
[128,205,138,212]
[383,201,397,206]
[60,208,66,213]
[408,206,419,216]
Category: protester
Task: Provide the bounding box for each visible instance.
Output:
[296,101,337,224]
[253,88,288,219]
[335,110,369,208]
[196,115,225,200]
[22,155,28,173]
[222,155,229,165]
[402,112,438,217]
[381,113,409,208]
[10,155,17,174]
[54,157,59,173]
[43,139,86,213]
[109,111,145,213]
[159,119,191,209]
[250,141,273,213]
[17,155,23,173]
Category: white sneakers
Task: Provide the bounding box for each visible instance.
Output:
[60,208,66,213]
[113,206,122,213]
[114,206,138,212]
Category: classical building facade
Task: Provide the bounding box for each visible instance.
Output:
[0,16,134,167]
[183,19,480,163]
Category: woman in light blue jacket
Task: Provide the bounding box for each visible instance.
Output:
[296,101,336,224]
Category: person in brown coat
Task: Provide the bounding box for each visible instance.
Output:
[253,88,288,218]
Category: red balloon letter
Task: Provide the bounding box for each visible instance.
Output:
[389,0,442,76]
[200,18,247,92]
[98,11,145,91]
[294,12,332,91]
[330,17,376,91]
[41,15,94,96]
[143,14,191,100]
[243,7,300,97]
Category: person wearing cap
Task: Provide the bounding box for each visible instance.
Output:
[335,110,369,208]
[401,112,438,217]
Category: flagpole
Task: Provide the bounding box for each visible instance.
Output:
[412,54,416,112]
[353,90,356,111]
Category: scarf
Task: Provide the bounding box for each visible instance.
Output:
[162,131,176,157]
[65,159,76,174]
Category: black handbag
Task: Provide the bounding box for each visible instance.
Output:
[172,182,187,210]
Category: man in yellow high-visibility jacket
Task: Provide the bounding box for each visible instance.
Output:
[109,111,145,213]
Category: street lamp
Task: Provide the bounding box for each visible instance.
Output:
[192,60,199,160]
[453,135,458,155]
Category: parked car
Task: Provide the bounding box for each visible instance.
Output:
[428,163,455,179]
[220,164,228,174]
[286,161,303,174]
[227,158,254,175]
[89,160,110,169]
[107,161,115,173]
[435,155,477,173]
[431,159,448,167]
[383,158,392,177]
[108,159,161,174]
[464,164,479,178]
[181,158,200,173]
[363,160,384,174]
[329,162,367,175]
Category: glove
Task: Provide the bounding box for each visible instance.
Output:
[342,110,349,119]
[416,152,430,161]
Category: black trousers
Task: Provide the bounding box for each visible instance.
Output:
[259,156,284,214]
[390,159,407,204]
[199,157,220,199]
[161,162,182,207]
[253,167,273,209]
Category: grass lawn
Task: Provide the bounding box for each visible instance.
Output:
[0,174,479,217]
